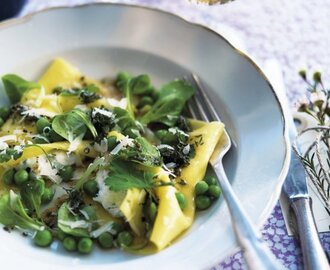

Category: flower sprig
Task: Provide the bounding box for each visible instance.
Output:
[296,70,330,215]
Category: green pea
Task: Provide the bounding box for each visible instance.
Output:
[195,181,209,195]
[81,205,97,221]
[48,129,63,142]
[41,187,55,204]
[59,165,74,182]
[107,136,118,151]
[196,195,211,210]
[117,231,133,247]
[204,176,217,186]
[0,117,4,127]
[0,107,10,120]
[33,230,53,247]
[208,185,221,199]
[175,192,187,210]
[36,117,51,134]
[83,180,99,197]
[32,136,49,144]
[78,237,93,254]
[57,230,67,241]
[155,130,168,140]
[138,96,153,108]
[139,105,152,115]
[147,202,157,223]
[63,236,77,252]
[111,222,124,235]
[3,168,15,185]
[14,169,29,185]
[98,232,114,249]
[29,172,39,181]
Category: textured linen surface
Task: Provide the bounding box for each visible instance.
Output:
[18,0,330,269]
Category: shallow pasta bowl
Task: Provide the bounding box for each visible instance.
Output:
[0,4,290,270]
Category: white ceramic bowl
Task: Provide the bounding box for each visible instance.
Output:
[0,4,289,270]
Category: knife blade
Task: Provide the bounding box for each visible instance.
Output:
[282,94,329,270]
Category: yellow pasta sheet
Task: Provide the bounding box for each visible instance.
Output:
[150,121,224,250]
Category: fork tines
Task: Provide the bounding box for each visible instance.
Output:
[187,74,221,123]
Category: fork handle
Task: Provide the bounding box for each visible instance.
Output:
[291,197,329,270]
[213,163,285,270]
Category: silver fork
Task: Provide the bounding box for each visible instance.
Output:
[188,74,285,270]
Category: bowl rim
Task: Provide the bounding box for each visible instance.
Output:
[0,2,291,266]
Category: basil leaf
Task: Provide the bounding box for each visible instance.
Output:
[52,109,97,142]
[105,159,155,192]
[113,107,142,138]
[0,190,44,231]
[140,80,194,126]
[2,74,41,104]
[21,178,45,218]
[129,74,151,95]
[57,202,90,237]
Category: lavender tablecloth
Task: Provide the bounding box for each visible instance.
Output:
[19,0,330,269]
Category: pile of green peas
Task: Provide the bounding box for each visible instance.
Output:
[0,106,10,127]
[195,176,221,210]
[33,117,63,144]
[2,168,55,204]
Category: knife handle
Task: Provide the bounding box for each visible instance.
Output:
[291,197,329,270]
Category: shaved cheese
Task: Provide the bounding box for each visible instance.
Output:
[90,222,116,238]
[157,144,174,150]
[58,219,90,229]
[110,136,134,155]
[92,107,114,118]
[0,142,8,150]
[93,138,108,153]
[20,108,57,118]
[165,162,177,169]
[94,170,125,217]
[37,155,61,183]
[74,104,89,111]
[107,97,127,109]
[182,144,190,155]
[0,135,17,142]
[68,137,82,153]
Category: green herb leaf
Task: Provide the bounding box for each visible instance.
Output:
[105,159,155,192]
[52,109,97,142]
[118,137,161,167]
[2,74,41,104]
[0,190,44,231]
[129,74,151,95]
[21,178,45,218]
[58,84,101,104]
[140,80,194,126]
[57,202,90,237]
[113,107,142,138]
[75,157,105,189]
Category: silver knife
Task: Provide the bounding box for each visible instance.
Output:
[282,103,329,270]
